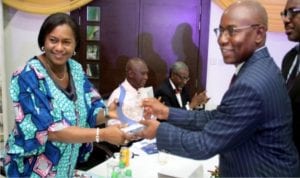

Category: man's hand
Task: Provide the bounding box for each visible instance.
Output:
[142,98,169,120]
[190,90,210,109]
[137,119,160,139]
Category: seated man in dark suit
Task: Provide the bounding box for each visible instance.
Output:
[155,61,209,110]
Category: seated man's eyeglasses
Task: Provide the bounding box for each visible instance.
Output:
[214,24,260,37]
[280,8,300,20]
[175,73,190,82]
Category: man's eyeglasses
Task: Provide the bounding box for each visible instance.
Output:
[174,73,190,82]
[280,7,300,20]
[214,24,260,37]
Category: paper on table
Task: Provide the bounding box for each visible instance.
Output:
[158,153,204,178]
[87,139,218,178]
[73,169,103,178]
[141,142,158,154]
[132,140,204,177]
[130,139,157,156]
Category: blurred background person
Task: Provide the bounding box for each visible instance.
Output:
[107,57,149,125]
[281,0,300,165]
[155,61,209,110]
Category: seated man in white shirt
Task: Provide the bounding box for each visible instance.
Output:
[107,57,149,125]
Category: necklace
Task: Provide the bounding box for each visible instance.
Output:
[44,58,67,81]
[52,69,66,81]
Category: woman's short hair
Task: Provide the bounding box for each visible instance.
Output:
[38,12,80,51]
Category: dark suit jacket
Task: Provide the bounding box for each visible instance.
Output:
[155,79,190,109]
[156,47,299,176]
[282,45,300,156]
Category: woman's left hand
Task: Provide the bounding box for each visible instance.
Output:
[101,125,126,145]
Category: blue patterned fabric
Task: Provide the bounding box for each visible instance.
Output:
[3,57,105,177]
[156,47,300,177]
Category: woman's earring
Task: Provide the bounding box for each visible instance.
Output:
[41,46,45,51]
[73,51,77,56]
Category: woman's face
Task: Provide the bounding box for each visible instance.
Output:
[43,24,76,66]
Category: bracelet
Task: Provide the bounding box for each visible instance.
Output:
[95,127,100,143]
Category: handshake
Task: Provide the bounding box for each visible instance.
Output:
[108,97,169,146]
[119,123,146,145]
[121,123,145,135]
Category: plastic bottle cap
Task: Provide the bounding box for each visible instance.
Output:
[111,171,119,178]
[125,169,132,176]
[119,161,125,168]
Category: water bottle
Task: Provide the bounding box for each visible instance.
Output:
[120,146,130,167]
[118,161,126,178]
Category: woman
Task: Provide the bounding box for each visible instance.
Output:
[3,12,126,177]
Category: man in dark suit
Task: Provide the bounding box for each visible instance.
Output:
[137,0,299,177]
[281,0,300,163]
[155,61,208,110]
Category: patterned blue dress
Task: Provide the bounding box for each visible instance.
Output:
[3,57,105,177]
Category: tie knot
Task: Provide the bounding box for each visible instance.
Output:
[175,88,181,94]
[229,74,237,87]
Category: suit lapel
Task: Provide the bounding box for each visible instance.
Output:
[167,80,182,108]
[282,46,298,79]
[289,73,300,95]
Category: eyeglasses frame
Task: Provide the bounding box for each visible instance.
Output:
[174,72,190,82]
[280,7,300,20]
[214,24,260,37]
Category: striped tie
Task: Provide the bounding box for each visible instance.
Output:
[229,74,237,87]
